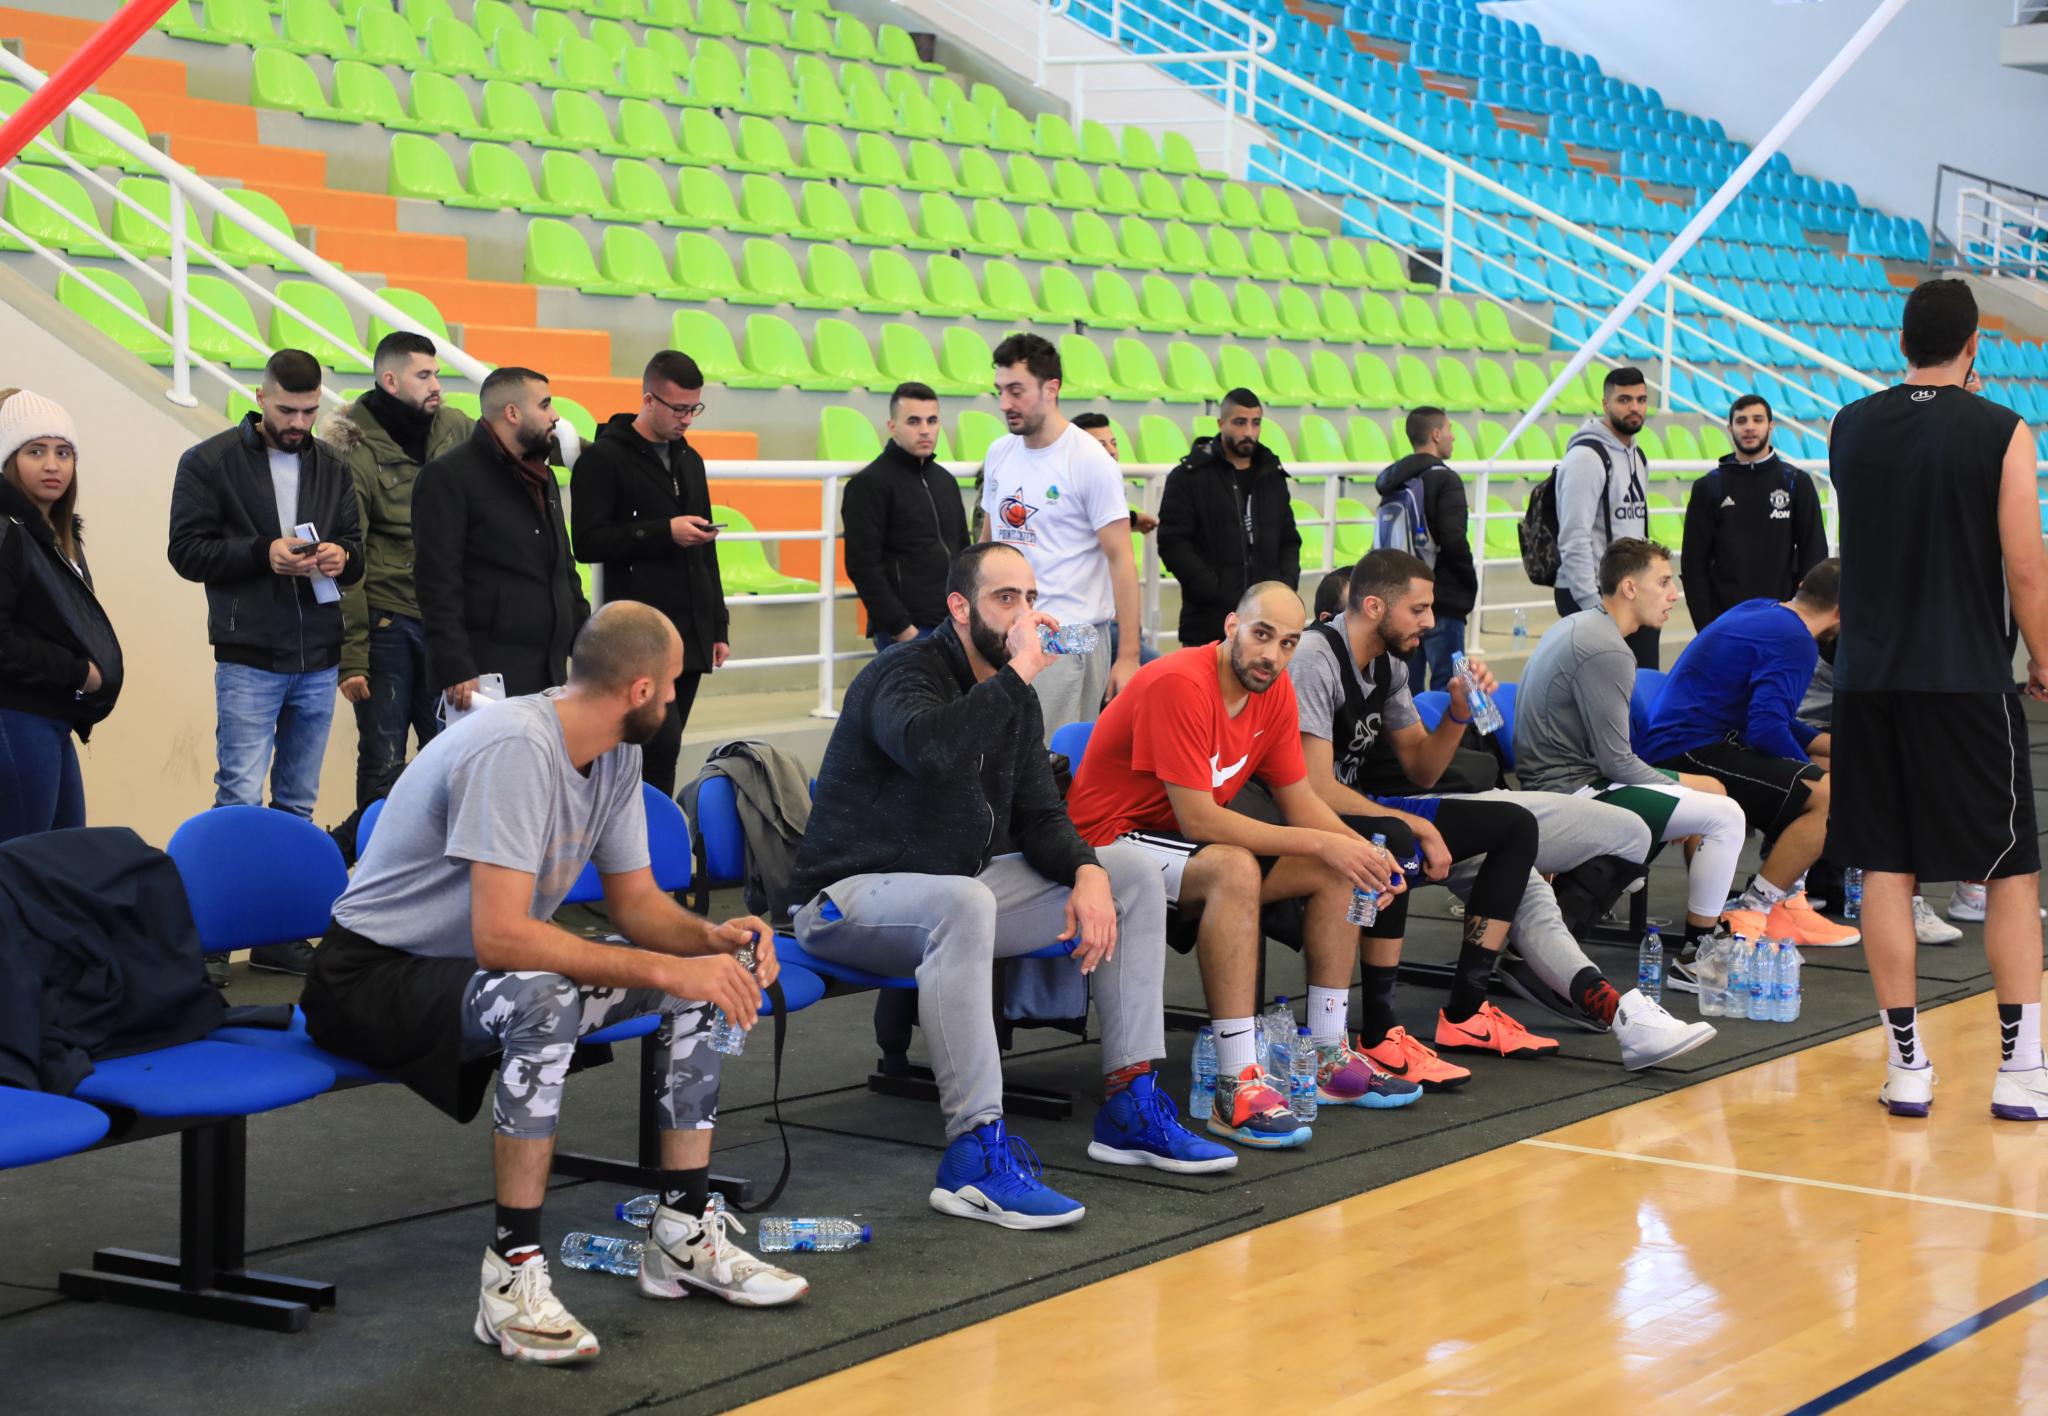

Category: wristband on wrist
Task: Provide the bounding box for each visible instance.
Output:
[1447,709,1473,725]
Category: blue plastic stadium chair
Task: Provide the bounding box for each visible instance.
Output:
[1630,668,1668,749]
[1412,689,1452,731]
[0,1088,110,1169]
[1491,681,1518,771]
[1049,720,1095,767]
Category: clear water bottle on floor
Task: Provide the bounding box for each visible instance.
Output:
[1842,867,1863,921]
[616,1194,659,1228]
[1636,926,1663,1004]
[1261,996,1294,1078]
[1289,1027,1319,1122]
[1449,652,1505,736]
[1746,940,1774,1021]
[1190,1024,1217,1120]
[1695,935,1726,1018]
[559,1232,641,1276]
[759,1218,872,1252]
[1777,942,1804,1023]
[1512,608,1529,651]
[1038,622,1100,656]
[707,943,758,1056]
[1726,938,1750,1020]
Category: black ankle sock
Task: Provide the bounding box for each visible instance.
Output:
[660,1165,710,1217]
[1684,920,1717,948]
[1357,964,1400,1046]
[1445,943,1501,1024]
[493,1203,542,1261]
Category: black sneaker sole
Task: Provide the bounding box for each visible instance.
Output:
[1495,954,1609,1034]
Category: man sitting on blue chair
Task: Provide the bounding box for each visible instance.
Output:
[791,542,1233,1233]
[302,602,807,1367]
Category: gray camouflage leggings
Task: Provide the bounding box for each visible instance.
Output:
[459,971,723,1140]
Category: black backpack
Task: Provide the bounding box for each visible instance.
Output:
[1519,435,1611,587]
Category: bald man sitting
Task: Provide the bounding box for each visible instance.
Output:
[302,603,806,1368]
[1066,583,1423,1151]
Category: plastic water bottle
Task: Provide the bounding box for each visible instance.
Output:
[1842,867,1863,921]
[1777,942,1803,1023]
[1746,940,1773,1021]
[1635,926,1663,1004]
[1261,997,1294,1079]
[559,1232,641,1276]
[1449,651,1505,736]
[1694,935,1724,1017]
[759,1218,872,1252]
[707,943,758,1056]
[1038,623,1100,656]
[616,1194,659,1227]
[1512,608,1529,651]
[1726,938,1749,1020]
[1289,1027,1319,1122]
[1190,1025,1217,1121]
[1346,886,1378,927]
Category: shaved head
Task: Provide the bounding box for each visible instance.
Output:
[1223,581,1306,694]
[570,601,681,692]
[1235,580,1305,628]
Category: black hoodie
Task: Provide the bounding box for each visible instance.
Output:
[840,437,969,639]
[1157,436,1301,647]
[569,413,727,675]
[1374,452,1477,620]
[1680,450,1828,631]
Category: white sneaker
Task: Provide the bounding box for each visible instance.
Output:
[1949,883,1986,922]
[1613,989,1716,1071]
[1879,1064,1936,1117]
[1912,896,1964,945]
[640,1198,808,1307]
[1991,1067,2048,1121]
[475,1247,600,1364]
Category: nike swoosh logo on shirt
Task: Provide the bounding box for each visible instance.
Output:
[1211,752,1249,787]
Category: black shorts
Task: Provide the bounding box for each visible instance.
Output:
[1826,690,2040,881]
[1653,735,1822,839]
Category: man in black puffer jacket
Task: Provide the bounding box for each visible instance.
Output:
[1156,388,1301,648]
[840,381,968,651]
[791,543,1230,1230]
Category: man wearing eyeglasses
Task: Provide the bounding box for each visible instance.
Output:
[570,350,730,795]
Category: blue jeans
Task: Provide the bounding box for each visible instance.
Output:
[0,707,83,843]
[353,612,439,806]
[1107,621,1161,667]
[214,662,337,819]
[1410,617,1466,692]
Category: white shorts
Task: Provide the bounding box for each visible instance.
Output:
[1114,830,1203,906]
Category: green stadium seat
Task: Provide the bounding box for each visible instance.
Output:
[549,91,623,154]
[670,230,742,300]
[799,125,858,183]
[470,0,519,43]
[1353,353,1400,409]
[598,225,686,298]
[1070,211,1119,265]
[674,168,744,229]
[955,147,1007,200]
[739,174,803,237]
[1117,125,1162,173]
[441,143,553,212]
[1077,119,1120,167]
[1665,425,1706,462]
[795,181,857,243]
[269,278,369,372]
[1510,358,1549,408]
[59,270,169,364]
[1437,296,1482,350]
[729,312,825,389]
[1359,292,1403,343]
[110,176,213,262]
[1398,295,1446,347]
[1474,420,1509,459]
[903,191,967,251]
[1090,269,1142,330]
[744,48,797,118]
[1136,275,1192,335]
[964,197,1020,257]
[903,141,958,193]
[1473,357,1518,413]
[407,70,485,135]
[1274,285,1325,340]
[524,217,633,295]
[1056,333,1115,401]
[1395,353,1442,406]
[1133,414,1184,464]
[1287,234,1331,285]
[880,324,975,396]
[1362,241,1408,291]
[1293,496,1332,570]
[743,0,790,48]
[250,46,341,119]
[490,24,554,82]
[1332,495,1375,563]
[788,9,832,53]
[1206,227,1252,278]
[956,409,1003,462]
[1095,167,1141,216]
[1232,281,1282,339]
[691,0,743,37]
[326,60,426,130]
[923,253,985,318]
[1219,182,1262,230]
[678,40,739,107]
[1118,216,1169,271]
[1484,496,1520,558]
[939,326,994,395]
[364,286,452,356]
[800,242,865,312]
[980,261,1044,323]
[1215,344,1264,397]
[833,14,878,61]
[553,38,618,95]
[941,94,993,150]
[1634,427,1668,461]
[1178,178,1222,225]
[1050,159,1096,210]
[1038,265,1095,324]
[1110,338,1168,402]
[842,81,897,135]
[1164,343,1222,403]
[1476,299,1542,354]
[404,0,455,38]
[1136,171,1183,221]
[854,187,917,247]
[1308,351,1359,407]
[819,405,883,462]
[730,237,808,307]
[1008,156,1056,204]
[617,99,683,160]
[1345,415,1393,464]
[1318,289,1363,341]
[733,116,808,177]
[1514,426,1553,461]
[165,0,274,44]
[611,159,681,223]
[808,317,883,391]
[794,61,849,126]
[539,151,618,218]
[1033,112,1078,161]
[1160,220,1212,272]
[1298,412,1345,463]
[1435,355,1482,413]
[214,187,301,269]
[1248,230,1292,280]
[184,273,270,368]
[1698,424,1733,460]
[1021,207,1073,263]
[1161,131,1214,178]
[1185,279,1234,336]
[1324,238,1370,288]
[894,88,944,142]
[1263,349,1315,407]
[0,167,114,256]
[880,21,942,71]
[862,248,924,313]
[713,505,820,596]
[422,15,489,76]
[843,132,907,190]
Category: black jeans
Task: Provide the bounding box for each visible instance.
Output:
[353,611,439,807]
[1554,588,1659,669]
[641,669,705,798]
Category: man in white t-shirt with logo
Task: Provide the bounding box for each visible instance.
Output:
[979,333,1141,736]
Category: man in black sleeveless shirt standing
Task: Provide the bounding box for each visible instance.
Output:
[1827,278,2048,1123]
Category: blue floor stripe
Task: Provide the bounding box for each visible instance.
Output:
[1785,1273,2048,1415]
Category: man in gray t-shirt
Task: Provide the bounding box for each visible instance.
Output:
[302,604,808,1365]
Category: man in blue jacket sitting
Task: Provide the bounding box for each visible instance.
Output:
[790,542,1233,1232]
[1638,558,1858,958]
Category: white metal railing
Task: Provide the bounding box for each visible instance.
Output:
[695,456,1841,714]
[0,46,486,412]
[1955,185,2048,282]
[994,0,1886,438]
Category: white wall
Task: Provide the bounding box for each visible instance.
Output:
[1490,0,2048,224]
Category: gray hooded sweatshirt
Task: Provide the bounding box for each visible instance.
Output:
[1555,416,1650,610]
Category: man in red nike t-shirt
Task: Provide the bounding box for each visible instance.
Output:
[1068,582,1408,1152]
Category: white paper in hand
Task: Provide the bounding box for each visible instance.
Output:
[294,521,341,604]
[438,672,506,728]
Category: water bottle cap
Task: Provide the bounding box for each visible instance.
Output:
[1645,926,1659,937]
[861,1224,873,1242]
[1297,1025,1311,1036]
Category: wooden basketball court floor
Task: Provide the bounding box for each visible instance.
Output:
[738,985,2048,1416]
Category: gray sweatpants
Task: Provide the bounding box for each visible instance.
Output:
[793,845,1166,1138]
[1029,621,1112,741]
[1440,789,1652,998]
[461,972,721,1140]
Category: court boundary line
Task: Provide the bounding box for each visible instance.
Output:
[1780,1273,2048,1415]
[1515,1138,2048,1222]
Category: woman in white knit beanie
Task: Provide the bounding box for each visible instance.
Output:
[0,387,122,841]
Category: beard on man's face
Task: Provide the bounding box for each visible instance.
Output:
[516,418,553,457]
[969,602,1011,668]
[1229,637,1278,693]
[622,695,668,746]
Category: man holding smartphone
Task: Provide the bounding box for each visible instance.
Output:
[571,351,730,795]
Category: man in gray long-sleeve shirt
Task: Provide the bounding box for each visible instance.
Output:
[1554,367,1658,668]
[1517,538,1746,963]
